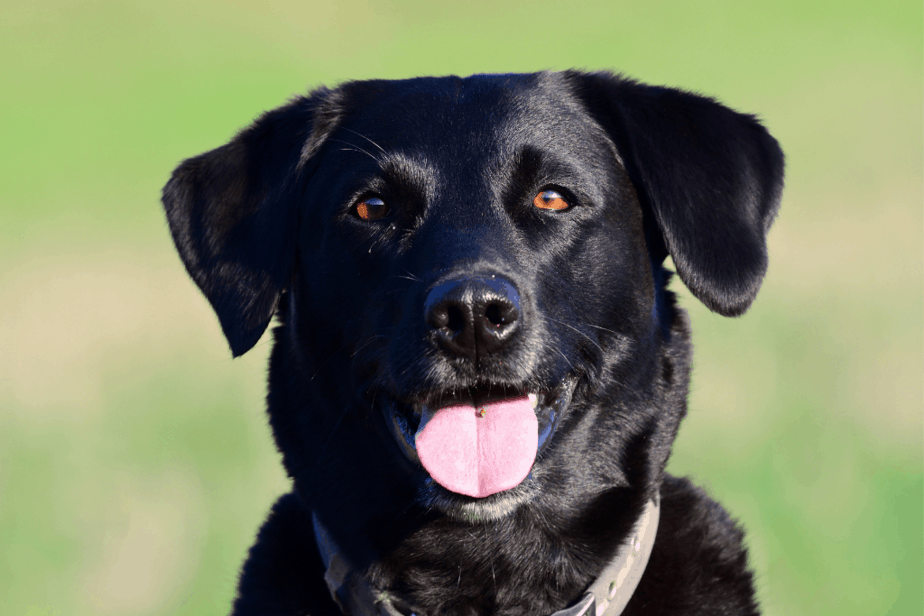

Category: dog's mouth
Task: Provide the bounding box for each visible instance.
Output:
[385,379,576,499]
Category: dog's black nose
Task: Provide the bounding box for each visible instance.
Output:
[425,276,521,360]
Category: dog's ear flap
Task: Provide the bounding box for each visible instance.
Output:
[162,92,335,356]
[571,72,785,316]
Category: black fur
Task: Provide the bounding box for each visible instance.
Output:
[162,71,783,615]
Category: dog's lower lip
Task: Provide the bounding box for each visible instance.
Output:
[389,403,421,464]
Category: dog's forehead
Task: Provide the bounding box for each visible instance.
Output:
[334,73,607,159]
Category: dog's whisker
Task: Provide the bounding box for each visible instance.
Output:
[350,336,383,358]
[552,346,575,371]
[341,126,387,153]
[582,322,619,336]
[308,342,352,381]
[402,269,422,282]
[329,138,380,163]
[545,316,604,353]
[310,406,349,478]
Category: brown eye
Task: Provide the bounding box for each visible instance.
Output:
[355,197,389,221]
[533,189,569,211]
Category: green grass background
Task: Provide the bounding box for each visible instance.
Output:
[2,1,921,614]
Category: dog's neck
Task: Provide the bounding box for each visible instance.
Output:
[312,495,660,616]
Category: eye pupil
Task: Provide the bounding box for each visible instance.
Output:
[355,197,389,221]
[533,190,569,211]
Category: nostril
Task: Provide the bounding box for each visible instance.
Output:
[446,305,465,333]
[484,303,509,327]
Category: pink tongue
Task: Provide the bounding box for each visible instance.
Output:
[415,396,538,498]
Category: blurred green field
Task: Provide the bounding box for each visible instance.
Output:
[1,1,921,615]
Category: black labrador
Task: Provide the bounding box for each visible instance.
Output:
[162,71,783,616]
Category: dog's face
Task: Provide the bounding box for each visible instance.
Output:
[292,75,658,520]
[163,72,783,528]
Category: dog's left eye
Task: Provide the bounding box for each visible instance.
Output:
[533,189,570,211]
[353,197,390,221]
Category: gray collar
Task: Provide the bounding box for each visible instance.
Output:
[312,496,660,616]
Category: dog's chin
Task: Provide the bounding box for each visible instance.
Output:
[382,377,577,523]
[420,476,538,523]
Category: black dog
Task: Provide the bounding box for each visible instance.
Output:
[162,71,783,616]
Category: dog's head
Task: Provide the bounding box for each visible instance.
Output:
[163,72,783,524]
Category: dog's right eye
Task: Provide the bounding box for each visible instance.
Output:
[533,189,570,211]
[354,197,390,221]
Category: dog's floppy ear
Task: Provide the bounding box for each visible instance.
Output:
[162,91,337,356]
[570,72,784,316]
